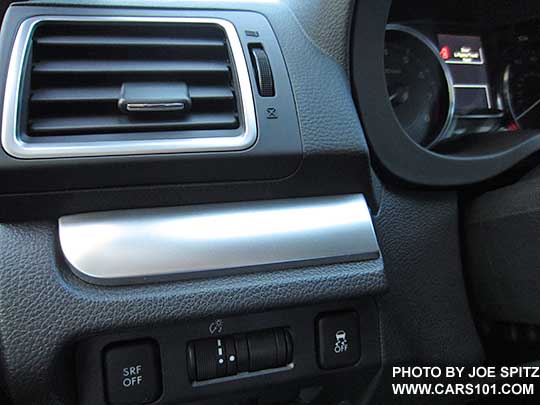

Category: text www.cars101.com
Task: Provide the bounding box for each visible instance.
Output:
[392,383,534,396]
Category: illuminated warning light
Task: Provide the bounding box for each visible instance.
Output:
[507,122,520,132]
[440,46,451,60]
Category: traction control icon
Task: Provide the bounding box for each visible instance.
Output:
[334,330,348,354]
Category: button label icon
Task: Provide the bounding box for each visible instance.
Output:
[334,330,348,354]
[104,340,162,404]
[209,319,223,335]
[122,364,143,387]
[265,107,278,119]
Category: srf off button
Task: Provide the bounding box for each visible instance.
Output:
[103,340,162,405]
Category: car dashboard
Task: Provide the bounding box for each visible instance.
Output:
[0,0,539,405]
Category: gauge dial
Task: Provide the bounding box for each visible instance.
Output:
[505,47,540,129]
[385,25,454,146]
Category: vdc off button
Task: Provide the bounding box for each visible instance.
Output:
[103,340,162,405]
[316,311,361,370]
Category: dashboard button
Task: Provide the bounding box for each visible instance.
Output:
[317,312,361,370]
[103,340,162,405]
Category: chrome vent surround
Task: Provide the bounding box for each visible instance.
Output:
[2,16,257,158]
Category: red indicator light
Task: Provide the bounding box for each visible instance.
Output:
[507,122,520,132]
[440,46,451,60]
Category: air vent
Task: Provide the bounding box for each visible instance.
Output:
[28,22,239,135]
[2,16,257,158]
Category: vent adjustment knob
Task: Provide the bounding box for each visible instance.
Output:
[250,46,275,97]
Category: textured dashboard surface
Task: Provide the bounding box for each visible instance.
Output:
[466,174,540,324]
[373,187,484,403]
[284,0,354,70]
[26,0,355,70]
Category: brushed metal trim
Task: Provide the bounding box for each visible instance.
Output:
[2,16,257,158]
[125,102,187,112]
[59,194,380,286]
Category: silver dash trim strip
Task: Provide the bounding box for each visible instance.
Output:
[59,194,380,286]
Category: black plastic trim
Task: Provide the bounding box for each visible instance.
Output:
[76,299,380,404]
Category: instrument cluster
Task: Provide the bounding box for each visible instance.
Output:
[384,19,540,148]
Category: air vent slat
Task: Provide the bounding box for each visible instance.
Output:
[35,35,225,48]
[31,87,118,102]
[30,112,239,134]
[33,60,230,75]
[24,19,244,140]
[31,86,234,103]
[191,86,235,100]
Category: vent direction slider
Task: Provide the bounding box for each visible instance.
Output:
[118,82,191,113]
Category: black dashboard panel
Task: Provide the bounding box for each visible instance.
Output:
[76,300,380,404]
[0,6,302,193]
